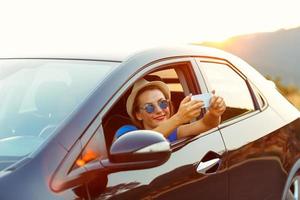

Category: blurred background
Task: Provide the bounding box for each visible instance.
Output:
[199,27,300,109]
[0,0,299,109]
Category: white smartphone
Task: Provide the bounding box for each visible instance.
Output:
[191,93,212,108]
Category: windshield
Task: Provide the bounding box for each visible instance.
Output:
[0,59,118,159]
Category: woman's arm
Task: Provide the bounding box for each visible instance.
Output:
[177,96,226,139]
[153,95,203,137]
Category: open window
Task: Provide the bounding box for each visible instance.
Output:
[102,61,202,149]
[53,60,207,198]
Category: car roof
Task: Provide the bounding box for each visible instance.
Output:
[0,45,233,63]
[0,52,126,62]
[121,45,235,66]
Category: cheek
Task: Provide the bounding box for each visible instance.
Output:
[137,112,152,121]
[164,108,171,118]
[167,106,171,112]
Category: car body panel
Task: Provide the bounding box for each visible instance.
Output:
[226,118,300,199]
[0,139,69,199]
[98,129,227,199]
[0,45,299,199]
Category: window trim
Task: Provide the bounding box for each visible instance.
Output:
[100,57,206,120]
[170,126,220,152]
[218,109,261,129]
[195,57,261,125]
[100,57,207,152]
[249,80,269,111]
[50,115,107,192]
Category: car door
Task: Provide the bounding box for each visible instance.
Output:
[196,58,287,199]
[90,58,229,199]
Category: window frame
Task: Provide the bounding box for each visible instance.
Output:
[52,57,226,189]
[249,80,268,111]
[50,118,106,192]
[195,57,262,127]
[100,57,214,151]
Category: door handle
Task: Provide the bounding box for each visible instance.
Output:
[196,158,220,174]
[196,151,222,174]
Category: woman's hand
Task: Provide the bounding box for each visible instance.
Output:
[174,94,204,125]
[208,95,226,117]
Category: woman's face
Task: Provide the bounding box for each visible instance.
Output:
[135,89,170,129]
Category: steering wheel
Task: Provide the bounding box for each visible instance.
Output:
[38,124,57,139]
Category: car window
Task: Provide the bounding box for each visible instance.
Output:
[150,68,184,92]
[200,61,256,123]
[0,59,118,158]
[148,68,185,113]
[75,128,107,169]
[102,61,201,149]
[18,67,72,113]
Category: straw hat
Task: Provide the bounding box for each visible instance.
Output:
[126,78,171,119]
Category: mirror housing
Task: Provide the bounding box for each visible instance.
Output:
[109,130,171,164]
[51,130,171,192]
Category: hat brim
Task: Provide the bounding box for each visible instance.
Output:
[126,81,171,119]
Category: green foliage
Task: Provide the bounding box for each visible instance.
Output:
[265,75,299,96]
[266,75,300,110]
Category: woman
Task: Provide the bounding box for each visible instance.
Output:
[116,78,226,142]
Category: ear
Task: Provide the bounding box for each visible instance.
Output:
[136,111,143,121]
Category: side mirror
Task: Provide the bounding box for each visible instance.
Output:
[51,130,171,192]
[105,130,171,170]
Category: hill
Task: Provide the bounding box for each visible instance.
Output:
[200,27,300,87]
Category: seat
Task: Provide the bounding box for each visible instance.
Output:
[103,114,132,148]
[33,81,74,136]
[102,85,132,148]
[144,75,162,82]
[7,81,73,137]
[171,91,185,112]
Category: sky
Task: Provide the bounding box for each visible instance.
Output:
[1,0,300,55]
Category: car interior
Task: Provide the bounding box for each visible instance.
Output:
[0,80,74,139]
[102,62,202,150]
[102,74,185,148]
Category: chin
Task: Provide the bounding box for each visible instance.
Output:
[154,119,166,125]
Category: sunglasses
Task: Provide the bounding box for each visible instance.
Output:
[140,99,169,113]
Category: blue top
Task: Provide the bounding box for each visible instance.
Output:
[115,125,178,142]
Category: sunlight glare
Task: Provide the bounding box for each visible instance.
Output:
[0,0,300,55]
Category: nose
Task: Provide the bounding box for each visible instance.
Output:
[154,104,164,113]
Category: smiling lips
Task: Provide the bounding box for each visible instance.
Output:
[153,115,166,121]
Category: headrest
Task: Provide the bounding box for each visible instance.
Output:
[35,81,70,116]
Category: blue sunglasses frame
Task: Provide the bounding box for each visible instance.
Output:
[140,99,169,113]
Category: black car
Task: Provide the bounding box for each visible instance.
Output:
[0,45,299,200]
